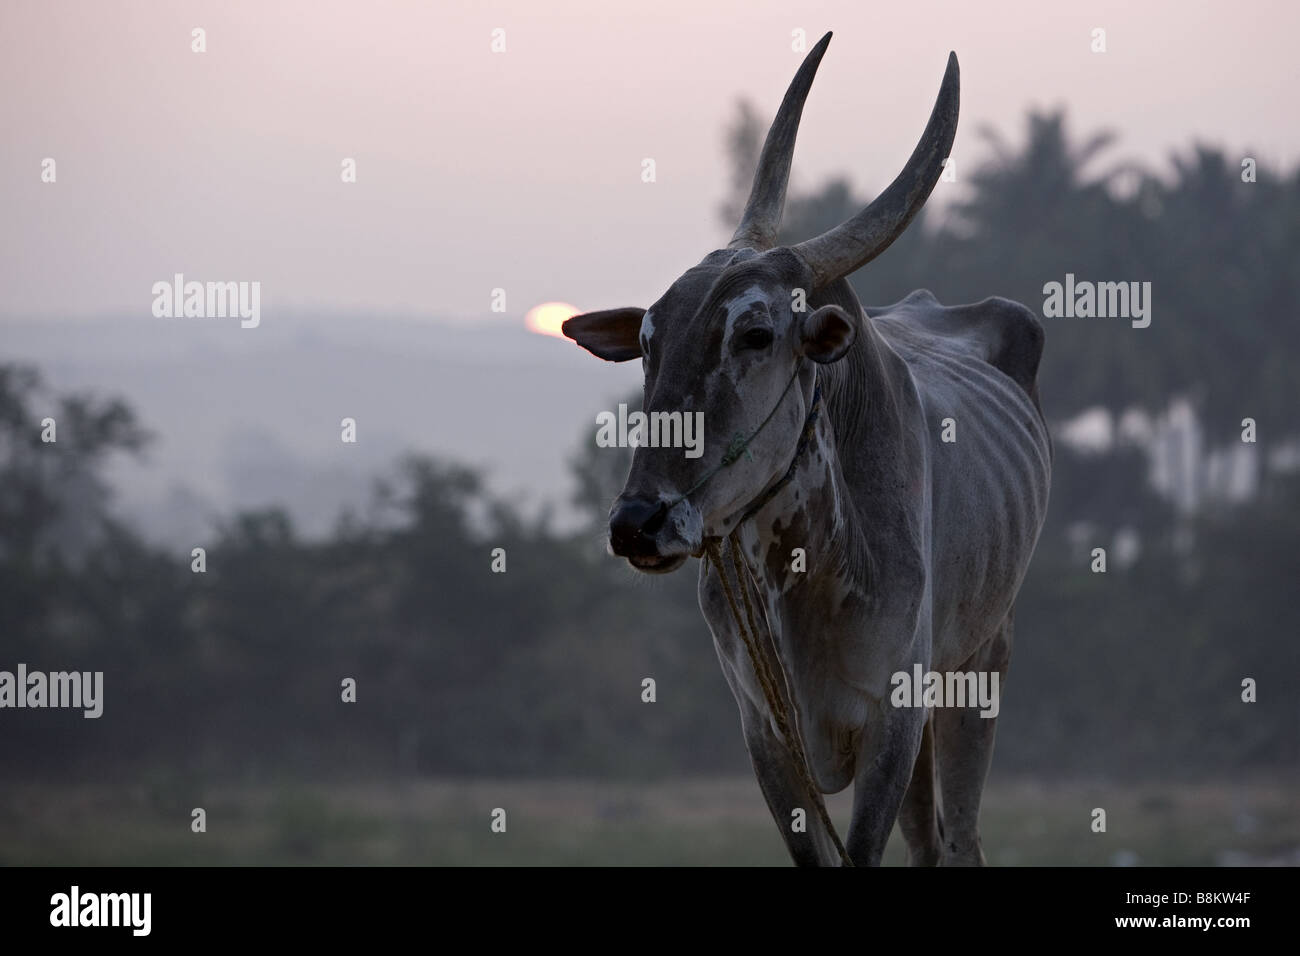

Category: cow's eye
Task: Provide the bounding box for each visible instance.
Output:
[740,327,774,350]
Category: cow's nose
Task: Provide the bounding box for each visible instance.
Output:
[609,497,669,556]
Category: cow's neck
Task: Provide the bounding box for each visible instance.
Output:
[739,387,869,610]
[740,300,927,625]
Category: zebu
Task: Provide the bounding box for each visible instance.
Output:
[563,33,1051,866]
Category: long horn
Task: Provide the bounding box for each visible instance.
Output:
[792,52,959,289]
[728,32,833,252]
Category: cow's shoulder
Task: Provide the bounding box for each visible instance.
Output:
[868,291,1044,397]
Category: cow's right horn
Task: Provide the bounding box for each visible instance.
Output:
[791,52,959,290]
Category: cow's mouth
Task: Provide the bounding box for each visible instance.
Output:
[627,553,687,574]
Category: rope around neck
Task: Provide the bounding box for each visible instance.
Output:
[705,530,854,866]
[664,363,807,510]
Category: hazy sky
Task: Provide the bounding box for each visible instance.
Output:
[2,0,1297,324]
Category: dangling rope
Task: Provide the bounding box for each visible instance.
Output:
[705,530,854,866]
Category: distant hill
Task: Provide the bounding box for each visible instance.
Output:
[1,311,642,541]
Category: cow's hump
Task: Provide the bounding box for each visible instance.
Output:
[867,290,1045,397]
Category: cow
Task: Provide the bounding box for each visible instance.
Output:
[562,32,1051,866]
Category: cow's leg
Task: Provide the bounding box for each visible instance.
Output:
[738,702,845,867]
[933,610,1014,866]
[845,700,927,866]
[699,561,841,867]
[896,713,942,865]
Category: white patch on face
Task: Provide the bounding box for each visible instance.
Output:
[720,284,770,389]
[670,502,703,549]
[723,285,768,327]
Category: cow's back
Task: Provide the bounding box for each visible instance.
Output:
[870,291,1052,668]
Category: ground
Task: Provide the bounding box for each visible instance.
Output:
[1,776,1295,866]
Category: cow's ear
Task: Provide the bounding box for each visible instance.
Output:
[799,304,856,364]
[561,307,646,362]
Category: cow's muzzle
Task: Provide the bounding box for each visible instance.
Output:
[608,495,696,573]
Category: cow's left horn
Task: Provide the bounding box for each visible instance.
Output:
[792,52,959,289]
[728,32,833,252]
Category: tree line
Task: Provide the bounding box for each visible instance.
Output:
[1,109,1296,782]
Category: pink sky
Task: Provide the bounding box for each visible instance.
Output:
[2,0,1296,322]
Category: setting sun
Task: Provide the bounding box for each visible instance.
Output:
[524,301,581,339]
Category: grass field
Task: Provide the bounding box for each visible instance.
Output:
[1,775,1295,866]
